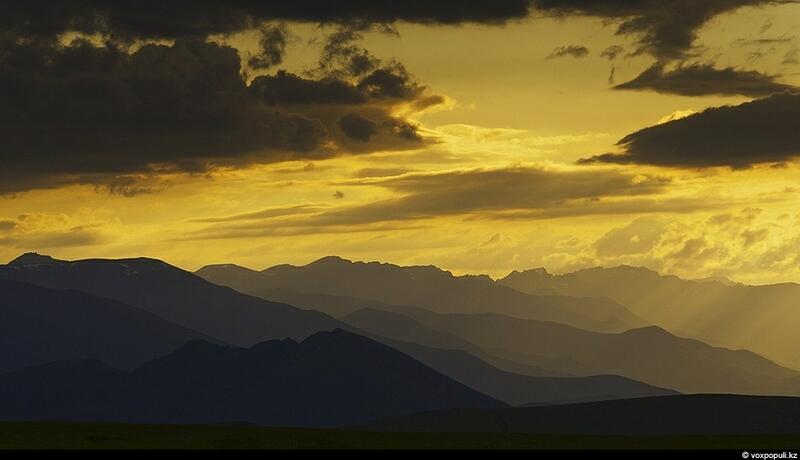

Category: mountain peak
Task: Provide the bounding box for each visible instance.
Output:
[308,255,353,266]
[8,252,65,266]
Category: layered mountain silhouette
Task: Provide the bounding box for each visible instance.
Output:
[0,278,217,373]
[0,329,504,426]
[0,253,343,346]
[363,394,800,435]
[500,265,800,369]
[343,306,800,395]
[197,256,643,333]
[368,336,678,406]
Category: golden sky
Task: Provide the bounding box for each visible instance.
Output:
[3,2,800,284]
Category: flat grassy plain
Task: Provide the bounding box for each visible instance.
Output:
[1,422,800,449]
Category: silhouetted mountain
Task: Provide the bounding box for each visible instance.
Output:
[0,254,343,346]
[0,279,218,373]
[499,265,800,369]
[343,308,483,354]
[361,307,800,395]
[363,394,800,435]
[0,330,505,426]
[370,336,678,406]
[197,256,643,332]
[246,287,403,318]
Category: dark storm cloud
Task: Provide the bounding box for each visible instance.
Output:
[534,0,783,59]
[614,62,798,97]
[339,113,378,142]
[0,36,433,195]
[3,1,774,60]
[249,71,367,105]
[0,38,330,192]
[580,91,800,168]
[547,45,590,59]
[0,0,535,41]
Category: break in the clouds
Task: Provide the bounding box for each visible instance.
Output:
[581,91,800,168]
[614,62,797,97]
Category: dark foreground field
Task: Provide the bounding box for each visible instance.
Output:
[1,422,800,449]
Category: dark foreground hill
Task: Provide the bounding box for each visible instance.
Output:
[0,329,504,427]
[3,422,800,449]
[363,394,800,435]
[0,279,217,373]
[0,253,343,346]
[197,256,643,333]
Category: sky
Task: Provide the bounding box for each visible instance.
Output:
[2,1,800,284]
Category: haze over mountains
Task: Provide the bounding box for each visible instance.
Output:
[197,256,643,333]
[500,266,800,369]
[4,252,800,435]
[343,306,800,395]
[0,253,675,408]
[0,253,342,346]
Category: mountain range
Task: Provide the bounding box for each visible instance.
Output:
[196,256,643,333]
[4,252,800,433]
[0,278,216,373]
[342,306,800,395]
[0,253,342,346]
[0,329,504,426]
[500,265,800,369]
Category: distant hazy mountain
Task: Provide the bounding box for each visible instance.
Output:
[0,279,216,373]
[0,253,343,346]
[197,256,643,333]
[499,265,800,369]
[0,329,505,426]
[360,306,800,395]
[366,335,678,406]
[363,394,800,435]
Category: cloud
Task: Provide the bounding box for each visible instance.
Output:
[534,0,779,60]
[0,1,536,41]
[783,48,799,65]
[580,91,800,168]
[6,1,771,61]
[0,213,113,249]
[191,165,678,238]
[547,45,589,59]
[594,216,667,257]
[247,23,290,70]
[613,62,797,97]
[732,35,795,47]
[0,36,435,195]
[601,45,625,60]
[339,113,378,142]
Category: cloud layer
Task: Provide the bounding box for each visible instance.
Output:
[0,35,434,194]
[581,91,800,168]
[614,63,797,97]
